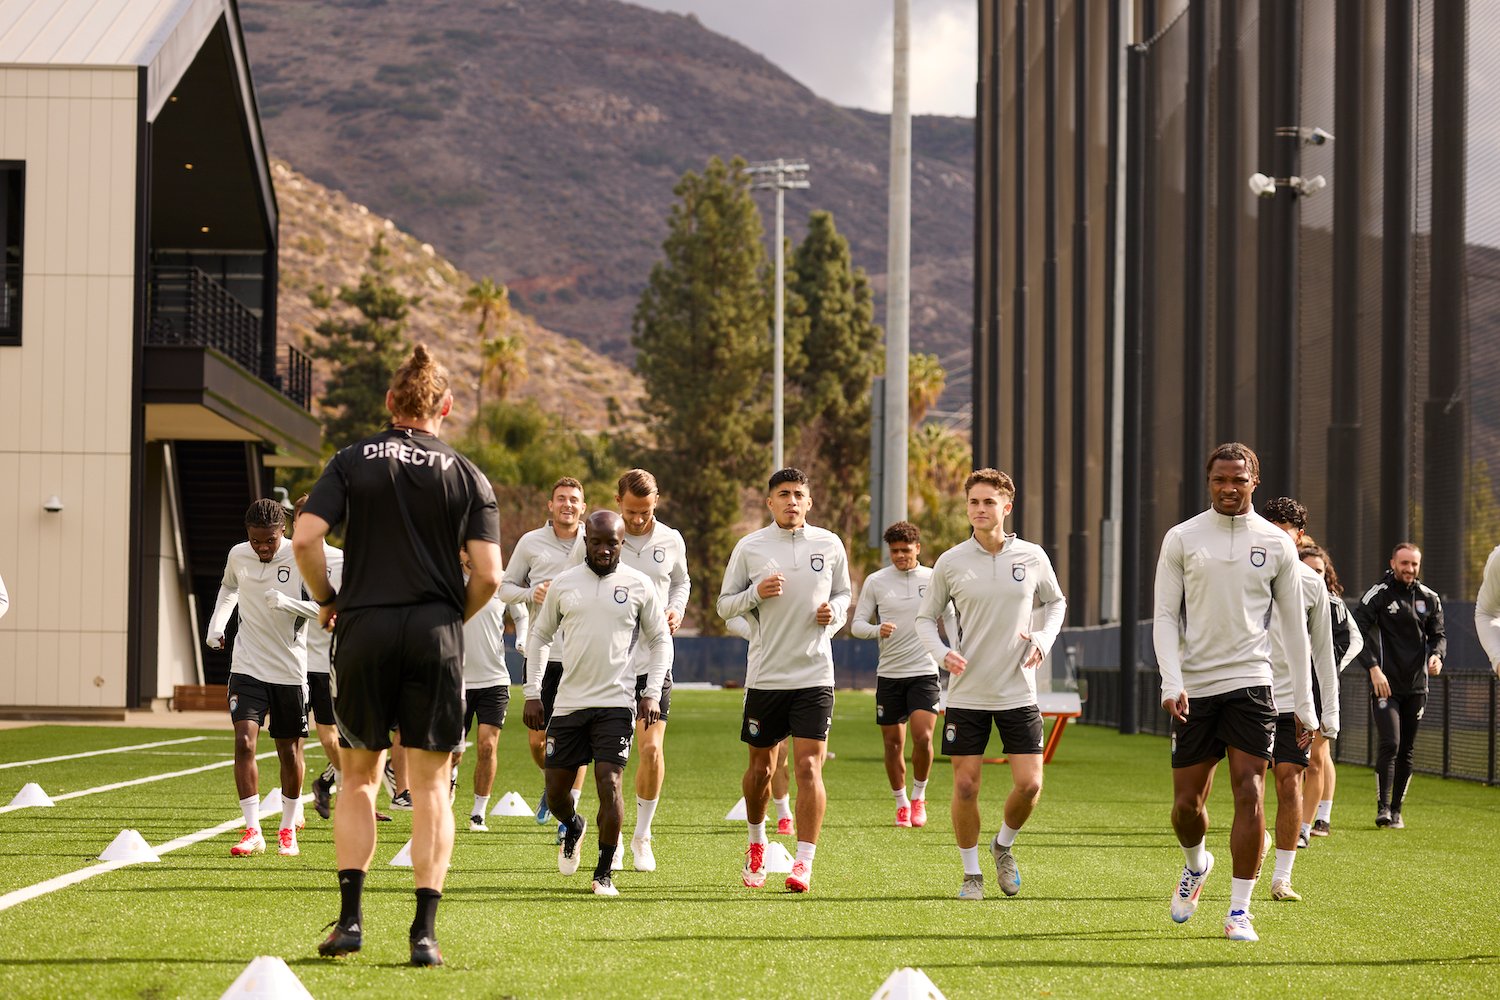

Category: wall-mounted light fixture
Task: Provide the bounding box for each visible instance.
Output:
[1247,173,1328,199]
[42,495,63,513]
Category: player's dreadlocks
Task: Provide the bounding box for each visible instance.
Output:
[245,498,287,530]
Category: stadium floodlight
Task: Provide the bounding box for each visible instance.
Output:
[1248,173,1278,199]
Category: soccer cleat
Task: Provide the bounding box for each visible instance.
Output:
[1389,811,1405,830]
[277,828,299,856]
[1170,851,1214,923]
[409,935,443,967]
[631,835,657,872]
[1224,908,1259,942]
[1271,879,1301,902]
[612,834,624,871]
[785,859,812,893]
[776,816,793,837]
[534,788,551,824]
[317,920,362,958]
[895,805,912,828]
[1311,819,1331,837]
[230,827,265,857]
[558,816,587,876]
[557,821,568,844]
[1253,830,1272,880]
[375,811,393,823]
[312,773,334,820]
[990,837,1021,897]
[382,760,397,799]
[742,843,768,888]
[591,876,619,897]
[1376,804,1393,827]
[1297,829,1310,850]
[469,814,488,832]
[958,874,985,900]
[391,790,413,811]
[910,799,928,828]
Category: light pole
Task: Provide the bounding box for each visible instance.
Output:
[884,0,912,529]
[746,158,810,472]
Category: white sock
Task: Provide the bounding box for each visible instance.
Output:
[959,845,982,876]
[240,795,260,830]
[997,822,1019,848]
[473,794,490,817]
[912,778,929,801]
[773,795,792,821]
[1299,821,1312,841]
[570,787,582,805]
[1316,800,1333,823]
[795,840,816,865]
[747,820,767,845]
[1272,848,1296,884]
[892,787,910,808]
[1182,838,1208,872]
[1230,876,1256,914]
[636,796,659,839]
[331,767,341,788]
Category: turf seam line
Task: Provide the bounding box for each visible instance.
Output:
[0,736,210,770]
[0,749,278,815]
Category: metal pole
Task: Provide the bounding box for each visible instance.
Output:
[1120,41,1147,736]
[884,0,912,528]
[1182,0,1208,516]
[774,170,785,472]
[1329,0,1364,589]
[1214,0,1240,442]
[1101,0,1131,624]
[1042,0,1059,562]
[1382,0,1413,549]
[1013,0,1030,535]
[1068,0,1091,626]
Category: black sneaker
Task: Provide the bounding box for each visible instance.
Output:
[1389,811,1405,830]
[391,790,413,811]
[318,919,362,958]
[410,934,444,967]
[1376,804,1392,827]
[312,774,334,820]
[1311,819,1331,837]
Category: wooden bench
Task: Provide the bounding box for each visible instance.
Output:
[172,684,228,712]
[981,691,1084,764]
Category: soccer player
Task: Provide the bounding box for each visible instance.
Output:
[294,495,345,823]
[1154,443,1316,943]
[854,521,955,828]
[718,468,851,893]
[1261,498,1338,902]
[522,510,669,896]
[726,614,795,835]
[1297,542,1362,841]
[1351,542,1446,829]
[915,471,1066,902]
[296,344,502,966]
[206,498,318,859]
[500,477,587,827]
[1475,544,1500,677]
[455,551,529,832]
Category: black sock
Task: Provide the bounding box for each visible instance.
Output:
[595,843,616,880]
[337,869,365,929]
[411,888,442,942]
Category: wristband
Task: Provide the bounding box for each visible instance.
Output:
[317,592,337,607]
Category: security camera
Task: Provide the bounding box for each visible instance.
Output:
[42,495,64,513]
[1248,173,1278,199]
[1307,127,1335,146]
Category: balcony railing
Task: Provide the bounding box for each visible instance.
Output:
[146,265,311,411]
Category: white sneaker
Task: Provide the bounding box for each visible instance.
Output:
[1170,851,1214,923]
[1224,908,1258,941]
[611,834,624,871]
[558,816,586,876]
[631,835,657,872]
[591,875,619,897]
[1271,879,1301,902]
[990,836,1021,897]
[469,814,488,832]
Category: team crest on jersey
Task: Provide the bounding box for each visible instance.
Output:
[545,736,556,758]
[653,547,665,563]
[918,585,927,597]
[811,554,825,572]
[1011,563,1026,582]
[228,695,239,713]
[876,703,885,719]
[747,718,761,737]
[1416,600,1427,615]
[1250,547,1267,567]
[278,566,291,583]
[613,586,629,604]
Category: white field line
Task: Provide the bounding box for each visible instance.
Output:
[0,749,277,815]
[0,736,210,770]
[0,783,290,913]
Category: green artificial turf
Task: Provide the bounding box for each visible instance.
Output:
[0,689,1497,998]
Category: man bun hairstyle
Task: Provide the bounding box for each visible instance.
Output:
[963,468,1016,499]
[388,343,451,419]
[1205,441,1260,480]
[883,521,921,545]
[1263,496,1308,530]
[617,469,658,499]
[768,467,809,491]
[245,498,287,530]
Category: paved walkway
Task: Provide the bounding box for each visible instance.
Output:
[0,710,228,732]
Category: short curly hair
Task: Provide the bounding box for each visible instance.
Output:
[883,521,921,545]
[1263,496,1308,531]
[963,468,1016,499]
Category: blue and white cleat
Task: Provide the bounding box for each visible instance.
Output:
[535,788,551,825]
[1224,908,1258,942]
[1171,851,1214,923]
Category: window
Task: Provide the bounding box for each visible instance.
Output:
[0,161,21,346]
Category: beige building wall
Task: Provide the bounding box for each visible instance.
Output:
[0,67,138,708]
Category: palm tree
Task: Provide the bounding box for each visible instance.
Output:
[908,352,947,424]
[481,334,528,405]
[461,277,511,420]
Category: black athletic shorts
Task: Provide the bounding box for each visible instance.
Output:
[741,686,834,747]
[634,670,672,721]
[332,602,465,753]
[464,684,509,733]
[941,705,1044,757]
[227,672,308,741]
[540,661,564,724]
[307,672,336,727]
[1272,712,1310,767]
[1170,685,1276,767]
[875,674,941,726]
[546,707,635,769]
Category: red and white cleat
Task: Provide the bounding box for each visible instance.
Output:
[277,828,300,856]
[230,827,265,857]
[742,843,768,888]
[775,817,793,837]
[895,805,912,828]
[785,859,812,893]
[910,799,928,827]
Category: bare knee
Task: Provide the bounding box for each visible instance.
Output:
[1014,775,1043,801]
[953,774,982,802]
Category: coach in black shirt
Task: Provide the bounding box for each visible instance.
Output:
[295,344,502,967]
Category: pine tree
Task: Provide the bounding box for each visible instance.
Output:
[633,156,771,633]
[309,237,414,447]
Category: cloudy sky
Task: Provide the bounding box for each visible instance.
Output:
[630,0,978,118]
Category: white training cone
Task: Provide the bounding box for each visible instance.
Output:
[725,797,748,821]
[6,782,54,808]
[259,788,282,814]
[389,839,414,866]
[490,791,533,817]
[871,967,947,1000]
[219,956,315,999]
[763,841,795,873]
[98,829,161,863]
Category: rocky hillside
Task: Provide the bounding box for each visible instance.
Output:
[273,159,644,436]
[241,0,974,371]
